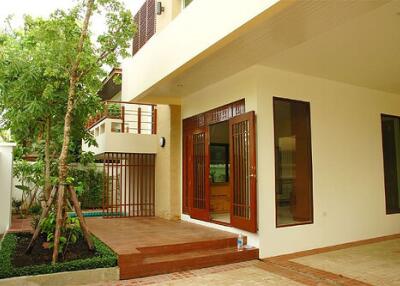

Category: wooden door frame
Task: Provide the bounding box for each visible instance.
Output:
[189,127,211,221]
[182,99,258,232]
[229,111,257,232]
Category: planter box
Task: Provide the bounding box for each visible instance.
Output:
[0,266,119,286]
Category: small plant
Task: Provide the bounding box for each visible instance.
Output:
[12,199,24,218]
[28,203,42,215]
[40,212,82,258]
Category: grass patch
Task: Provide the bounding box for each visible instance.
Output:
[0,233,117,279]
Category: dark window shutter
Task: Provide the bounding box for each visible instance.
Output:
[132,0,156,56]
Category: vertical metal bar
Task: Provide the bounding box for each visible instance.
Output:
[128,153,132,217]
[119,153,123,217]
[134,154,137,216]
[152,106,157,134]
[121,106,125,133]
[143,154,147,216]
[138,107,142,134]
[152,154,155,216]
[101,153,107,216]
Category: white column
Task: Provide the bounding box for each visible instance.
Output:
[0,143,16,234]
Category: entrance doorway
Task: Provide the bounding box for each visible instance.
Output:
[209,121,230,224]
[182,100,257,233]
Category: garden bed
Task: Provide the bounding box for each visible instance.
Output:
[0,232,117,279]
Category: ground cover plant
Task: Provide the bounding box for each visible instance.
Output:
[0,232,117,279]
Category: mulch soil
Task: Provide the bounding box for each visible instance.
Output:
[12,233,96,267]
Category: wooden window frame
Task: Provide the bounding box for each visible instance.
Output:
[273,97,314,228]
[381,113,400,215]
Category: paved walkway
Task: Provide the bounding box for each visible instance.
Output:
[88,235,400,286]
[8,215,33,233]
[90,261,303,286]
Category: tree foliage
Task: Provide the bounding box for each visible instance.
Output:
[0,0,135,264]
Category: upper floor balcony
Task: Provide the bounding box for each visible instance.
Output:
[83,101,158,156]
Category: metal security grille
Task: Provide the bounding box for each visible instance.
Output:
[103,153,155,218]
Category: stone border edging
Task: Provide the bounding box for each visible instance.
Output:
[0,266,119,286]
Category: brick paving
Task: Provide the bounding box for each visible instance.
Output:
[8,215,33,233]
[89,260,303,286]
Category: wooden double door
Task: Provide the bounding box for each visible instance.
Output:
[183,103,257,233]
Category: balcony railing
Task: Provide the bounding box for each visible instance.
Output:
[87,101,157,135]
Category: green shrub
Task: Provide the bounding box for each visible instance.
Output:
[0,233,117,279]
[106,104,121,118]
[68,168,103,209]
[28,203,42,215]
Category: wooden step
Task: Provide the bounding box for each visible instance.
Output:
[120,246,259,280]
[118,236,241,265]
[137,236,241,255]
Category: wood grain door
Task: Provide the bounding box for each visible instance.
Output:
[229,111,257,232]
[190,128,210,221]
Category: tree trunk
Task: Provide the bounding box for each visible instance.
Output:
[69,186,93,250]
[52,0,95,264]
[26,186,57,254]
[44,117,52,200]
[52,185,65,264]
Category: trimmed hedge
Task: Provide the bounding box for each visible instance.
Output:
[0,233,117,279]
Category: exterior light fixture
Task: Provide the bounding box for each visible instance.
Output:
[156,2,165,15]
[159,137,166,148]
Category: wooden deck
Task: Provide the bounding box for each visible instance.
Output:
[86,217,258,279]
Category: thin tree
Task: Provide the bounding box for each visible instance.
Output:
[19,0,135,263]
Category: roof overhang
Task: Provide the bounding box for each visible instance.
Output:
[122,0,400,105]
[99,68,122,101]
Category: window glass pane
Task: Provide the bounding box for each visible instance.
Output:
[209,122,229,184]
[210,145,229,183]
[274,98,313,227]
[381,115,400,214]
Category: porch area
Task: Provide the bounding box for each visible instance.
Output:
[86,217,258,280]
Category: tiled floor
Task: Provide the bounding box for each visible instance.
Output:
[292,238,400,286]
[88,235,400,286]
[89,260,303,286]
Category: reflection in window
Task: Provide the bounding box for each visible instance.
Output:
[210,144,229,183]
[382,115,400,214]
[274,98,313,227]
[209,121,230,224]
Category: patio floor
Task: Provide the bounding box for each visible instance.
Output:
[88,234,400,286]
[8,215,33,233]
[86,217,258,279]
[86,217,238,255]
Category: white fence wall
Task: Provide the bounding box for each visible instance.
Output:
[0,143,16,234]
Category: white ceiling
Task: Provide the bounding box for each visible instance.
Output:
[140,0,399,101]
[261,0,400,95]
